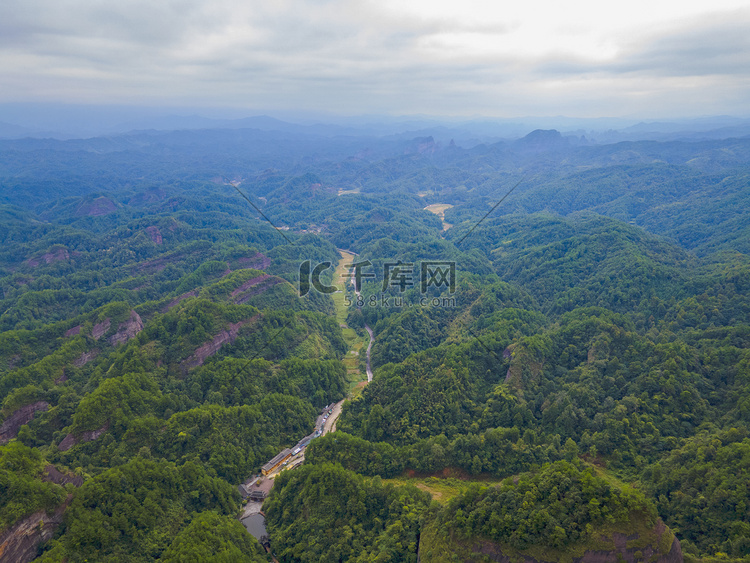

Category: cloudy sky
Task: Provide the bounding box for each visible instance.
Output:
[1,0,749,119]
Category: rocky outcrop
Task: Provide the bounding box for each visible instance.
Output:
[404,136,438,155]
[0,402,50,444]
[43,464,84,487]
[140,256,170,273]
[72,349,98,367]
[91,318,111,340]
[58,423,109,452]
[26,247,69,268]
[64,325,81,338]
[230,274,284,304]
[0,465,83,561]
[161,289,199,312]
[57,433,76,451]
[136,246,208,274]
[138,248,200,274]
[231,274,271,297]
[0,499,69,563]
[145,225,163,244]
[465,534,682,563]
[75,196,116,217]
[425,520,682,563]
[238,252,271,270]
[90,311,143,345]
[657,536,684,563]
[108,311,144,346]
[7,355,20,371]
[80,424,109,443]
[181,317,259,371]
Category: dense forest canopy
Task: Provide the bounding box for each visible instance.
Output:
[0,125,749,561]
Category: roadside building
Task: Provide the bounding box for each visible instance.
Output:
[248,489,267,501]
[261,448,292,475]
[238,484,249,498]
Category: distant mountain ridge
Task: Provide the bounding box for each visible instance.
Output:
[1,103,749,143]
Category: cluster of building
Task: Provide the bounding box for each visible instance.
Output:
[259,423,324,476]
[239,404,336,501]
[239,476,274,502]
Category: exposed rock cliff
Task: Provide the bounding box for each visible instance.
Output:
[43,464,84,487]
[419,519,682,563]
[90,310,143,345]
[58,423,109,452]
[231,274,284,304]
[0,464,84,563]
[72,349,98,367]
[0,401,49,444]
[145,225,163,244]
[75,196,116,217]
[0,500,69,563]
[91,318,111,340]
[161,289,199,312]
[26,247,69,268]
[64,325,81,337]
[108,310,144,346]
[237,252,271,270]
[181,316,259,371]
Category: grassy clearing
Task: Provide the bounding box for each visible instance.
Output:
[331,250,354,325]
[333,249,368,394]
[348,381,368,400]
[424,203,454,231]
[384,475,504,505]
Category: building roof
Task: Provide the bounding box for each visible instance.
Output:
[238,484,250,498]
[248,489,267,500]
[262,448,292,472]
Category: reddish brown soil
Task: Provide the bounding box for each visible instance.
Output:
[64,325,81,337]
[161,290,199,312]
[145,226,163,244]
[237,252,272,270]
[26,247,69,268]
[75,196,116,217]
[181,316,260,371]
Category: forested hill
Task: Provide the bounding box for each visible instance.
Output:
[0,124,749,561]
[0,193,347,560]
[2,127,749,253]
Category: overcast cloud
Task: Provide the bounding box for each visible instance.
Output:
[1,0,748,118]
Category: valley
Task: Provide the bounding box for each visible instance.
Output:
[0,125,749,562]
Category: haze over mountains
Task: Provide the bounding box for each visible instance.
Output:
[2,104,750,145]
[3,114,749,257]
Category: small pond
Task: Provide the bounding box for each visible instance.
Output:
[241,513,267,541]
